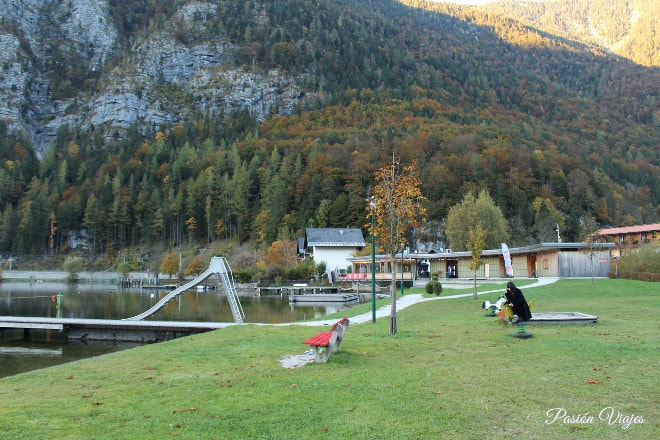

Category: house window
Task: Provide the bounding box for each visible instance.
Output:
[543,259,549,270]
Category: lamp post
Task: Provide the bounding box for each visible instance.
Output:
[370,198,377,323]
[400,249,404,297]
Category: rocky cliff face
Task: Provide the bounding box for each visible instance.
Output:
[0,0,310,155]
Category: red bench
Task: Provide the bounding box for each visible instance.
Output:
[302,317,350,363]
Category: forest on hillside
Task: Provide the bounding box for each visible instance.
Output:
[482,0,659,67]
[0,0,657,261]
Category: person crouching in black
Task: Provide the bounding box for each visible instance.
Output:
[505,281,532,322]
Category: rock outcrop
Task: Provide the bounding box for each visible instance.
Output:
[0,0,311,155]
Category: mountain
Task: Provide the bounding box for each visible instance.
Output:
[0,0,657,260]
[0,0,311,155]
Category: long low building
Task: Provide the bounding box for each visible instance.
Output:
[347,242,615,281]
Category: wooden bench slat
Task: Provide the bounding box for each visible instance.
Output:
[302,331,333,346]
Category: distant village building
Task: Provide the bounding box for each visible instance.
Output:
[300,228,366,277]
[597,223,660,258]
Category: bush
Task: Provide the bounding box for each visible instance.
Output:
[286,260,315,281]
[615,243,660,282]
[234,271,254,283]
[63,256,84,283]
[425,280,443,295]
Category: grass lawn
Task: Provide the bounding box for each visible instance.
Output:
[0,279,657,439]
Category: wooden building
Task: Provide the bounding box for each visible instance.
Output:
[346,242,615,281]
[597,223,660,258]
[345,254,416,282]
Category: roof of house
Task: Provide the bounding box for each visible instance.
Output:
[305,228,366,247]
[598,223,660,235]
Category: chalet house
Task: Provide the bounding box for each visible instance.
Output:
[300,228,366,275]
[346,253,417,283]
[597,223,660,257]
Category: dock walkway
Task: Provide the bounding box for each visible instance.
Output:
[0,316,236,343]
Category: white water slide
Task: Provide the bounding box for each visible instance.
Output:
[124,256,244,323]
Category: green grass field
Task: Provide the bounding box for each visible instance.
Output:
[0,279,657,439]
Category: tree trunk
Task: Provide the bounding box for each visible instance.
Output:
[389,273,397,335]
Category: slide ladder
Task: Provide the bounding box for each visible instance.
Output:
[124,257,244,323]
[216,258,244,323]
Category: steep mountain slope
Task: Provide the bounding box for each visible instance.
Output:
[1,0,656,155]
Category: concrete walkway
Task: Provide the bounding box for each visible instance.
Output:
[295,277,560,326]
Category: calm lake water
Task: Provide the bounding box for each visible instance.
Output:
[0,282,357,378]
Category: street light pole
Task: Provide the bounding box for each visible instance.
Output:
[400,249,404,297]
[370,199,376,323]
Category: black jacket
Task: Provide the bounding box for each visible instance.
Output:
[505,286,532,322]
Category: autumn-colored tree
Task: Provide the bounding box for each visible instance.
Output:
[265,239,298,268]
[161,252,180,280]
[214,219,227,239]
[369,157,426,335]
[467,223,486,300]
[185,217,197,244]
[185,254,206,277]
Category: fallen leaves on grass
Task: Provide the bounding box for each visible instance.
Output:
[585,379,600,384]
[173,407,197,413]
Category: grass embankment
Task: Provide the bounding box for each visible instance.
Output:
[0,279,657,439]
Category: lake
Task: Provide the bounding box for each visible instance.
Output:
[0,282,358,377]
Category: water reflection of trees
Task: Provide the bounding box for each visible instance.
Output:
[0,283,355,323]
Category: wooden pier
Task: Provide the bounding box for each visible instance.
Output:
[0,316,235,343]
[290,293,359,303]
[255,285,359,303]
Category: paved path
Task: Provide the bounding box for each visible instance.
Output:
[293,277,560,326]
